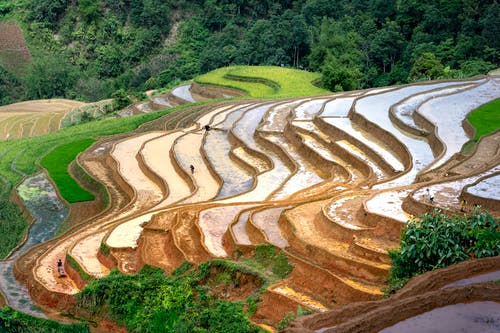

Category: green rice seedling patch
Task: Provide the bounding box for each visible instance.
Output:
[467,98,500,142]
[41,139,96,203]
[195,65,328,98]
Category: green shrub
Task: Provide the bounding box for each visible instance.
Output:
[388,209,499,292]
[277,306,312,332]
[66,253,93,283]
[99,242,110,256]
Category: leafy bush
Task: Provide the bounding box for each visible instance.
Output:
[388,209,499,289]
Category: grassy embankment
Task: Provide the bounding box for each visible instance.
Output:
[194,65,329,98]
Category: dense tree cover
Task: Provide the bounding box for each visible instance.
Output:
[0,0,498,104]
[0,67,23,105]
[387,209,499,293]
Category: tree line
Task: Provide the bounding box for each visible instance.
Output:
[0,0,498,105]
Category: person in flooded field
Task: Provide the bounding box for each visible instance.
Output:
[426,188,434,204]
[190,164,195,174]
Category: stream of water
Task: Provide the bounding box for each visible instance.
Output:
[0,172,68,317]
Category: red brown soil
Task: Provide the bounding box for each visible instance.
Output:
[90,320,128,333]
[202,264,263,301]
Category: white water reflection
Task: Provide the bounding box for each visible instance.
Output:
[355,82,462,187]
[294,99,328,120]
[392,82,478,131]
[323,118,404,173]
[466,174,500,200]
[420,78,500,171]
[171,84,195,103]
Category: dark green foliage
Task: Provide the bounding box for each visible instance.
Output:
[388,209,499,292]
[0,199,28,259]
[1,0,498,107]
[0,306,90,333]
[459,59,496,77]
[111,89,131,111]
[75,264,262,332]
[408,52,444,81]
[27,0,70,28]
[0,67,23,105]
[99,242,110,256]
[23,56,78,100]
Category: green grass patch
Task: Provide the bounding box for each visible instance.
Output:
[467,98,500,142]
[0,306,91,333]
[195,65,329,98]
[236,245,294,284]
[0,198,28,259]
[41,139,96,203]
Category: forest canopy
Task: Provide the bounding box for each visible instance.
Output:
[0,0,498,104]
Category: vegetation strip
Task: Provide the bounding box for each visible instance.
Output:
[467,98,500,142]
[41,139,96,203]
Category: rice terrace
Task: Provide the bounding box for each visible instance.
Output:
[1,0,500,330]
[0,64,498,332]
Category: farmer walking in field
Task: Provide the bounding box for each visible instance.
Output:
[57,259,65,277]
[426,188,434,204]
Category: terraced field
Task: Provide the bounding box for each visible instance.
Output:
[0,99,87,140]
[5,74,500,332]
